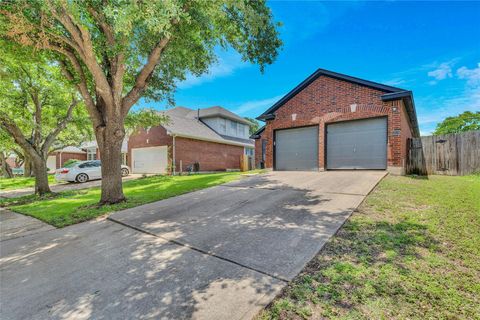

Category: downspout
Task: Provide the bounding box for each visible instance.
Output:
[172,134,176,176]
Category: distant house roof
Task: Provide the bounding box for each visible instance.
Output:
[189,106,251,125]
[256,68,419,137]
[54,146,86,154]
[160,107,254,147]
[81,140,128,153]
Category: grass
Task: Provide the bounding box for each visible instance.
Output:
[259,174,480,320]
[0,175,57,191]
[6,171,260,228]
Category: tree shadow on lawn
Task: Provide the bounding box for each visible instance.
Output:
[265,215,441,319]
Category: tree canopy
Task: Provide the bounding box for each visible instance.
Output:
[1,0,282,203]
[434,111,480,135]
[244,117,261,136]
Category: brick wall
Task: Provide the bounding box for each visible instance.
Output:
[174,137,244,172]
[256,75,414,172]
[56,152,87,168]
[127,126,173,169]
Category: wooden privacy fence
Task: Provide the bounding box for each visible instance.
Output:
[406,130,480,176]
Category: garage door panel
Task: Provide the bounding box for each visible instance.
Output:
[275,126,318,171]
[132,146,168,174]
[327,118,387,170]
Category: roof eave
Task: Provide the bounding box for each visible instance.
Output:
[381,91,420,138]
[200,114,251,126]
[257,68,406,119]
[256,114,275,121]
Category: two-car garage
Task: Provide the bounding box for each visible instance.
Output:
[274,117,387,171]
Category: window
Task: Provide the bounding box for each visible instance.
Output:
[219,118,226,134]
[245,148,254,156]
[87,148,97,160]
[230,121,237,134]
[237,124,245,138]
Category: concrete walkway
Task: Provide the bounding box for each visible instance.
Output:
[0,174,146,198]
[0,208,55,241]
[0,171,386,320]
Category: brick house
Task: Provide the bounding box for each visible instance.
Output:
[46,146,87,172]
[251,68,419,174]
[128,106,254,174]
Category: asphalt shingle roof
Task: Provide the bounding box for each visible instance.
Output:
[161,107,254,147]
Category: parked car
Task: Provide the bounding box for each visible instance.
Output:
[55,160,130,183]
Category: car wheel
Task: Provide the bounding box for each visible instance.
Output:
[121,168,129,177]
[76,173,89,183]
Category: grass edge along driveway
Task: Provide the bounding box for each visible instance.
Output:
[0,175,57,191]
[258,174,480,320]
[7,171,261,228]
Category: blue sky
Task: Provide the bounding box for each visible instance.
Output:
[142,1,480,135]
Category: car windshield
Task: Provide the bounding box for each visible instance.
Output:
[64,161,80,168]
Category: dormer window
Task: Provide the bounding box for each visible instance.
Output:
[219,118,226,134]
[230,121,237,132]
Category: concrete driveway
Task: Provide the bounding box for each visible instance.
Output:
[0,171,386,319]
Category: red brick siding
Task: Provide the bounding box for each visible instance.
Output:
[174,137,244,172]
[257,75,413,171]
[254,134,264,168]
[56,152,87,168]
[128,125,245,172]
[127,126,173,168]
[6,157,16,168]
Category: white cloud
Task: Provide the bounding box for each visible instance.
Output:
[457,63,480,85]
[427,62,453,81]
[383,78,407,87]
[177,51,248,89]
[233,95,283,115]
[417,86,480,135]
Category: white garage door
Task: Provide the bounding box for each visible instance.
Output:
[132,146,168,174]
[47,155,56,173]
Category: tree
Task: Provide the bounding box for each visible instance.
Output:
[0,43,89,195]
[244,117,261,136]
[434,111,480,135]
[1,0,282,204]
[0,130,15,178]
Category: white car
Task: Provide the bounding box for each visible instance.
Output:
[55,160,130,183]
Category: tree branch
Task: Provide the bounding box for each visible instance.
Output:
[121,36,172,114]
[41,96,79,155]
[0,112,40,161]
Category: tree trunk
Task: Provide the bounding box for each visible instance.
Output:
[31,157,51,195]
[96,122,126,205]
[24,157,33,177]
[0,152,14,178]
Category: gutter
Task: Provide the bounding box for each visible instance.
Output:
[172,134,176,175]
[166,132,254,148]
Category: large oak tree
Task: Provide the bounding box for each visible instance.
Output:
[1,0,282,204]
[0,42,90,194]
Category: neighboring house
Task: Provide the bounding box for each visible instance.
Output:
[47,146,87,172]
[81,140,129,165]
[128,106,255,174]
[251,68,419,175]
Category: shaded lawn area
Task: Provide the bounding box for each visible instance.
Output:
[0,175,57,191]
[8,171,257,228]
[259,174,480,320]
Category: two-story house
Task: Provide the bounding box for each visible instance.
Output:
[128,106,255,174]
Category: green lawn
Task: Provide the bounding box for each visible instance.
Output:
[259,174,480,320]
[0,175,57,191]
[8,171,258,228]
